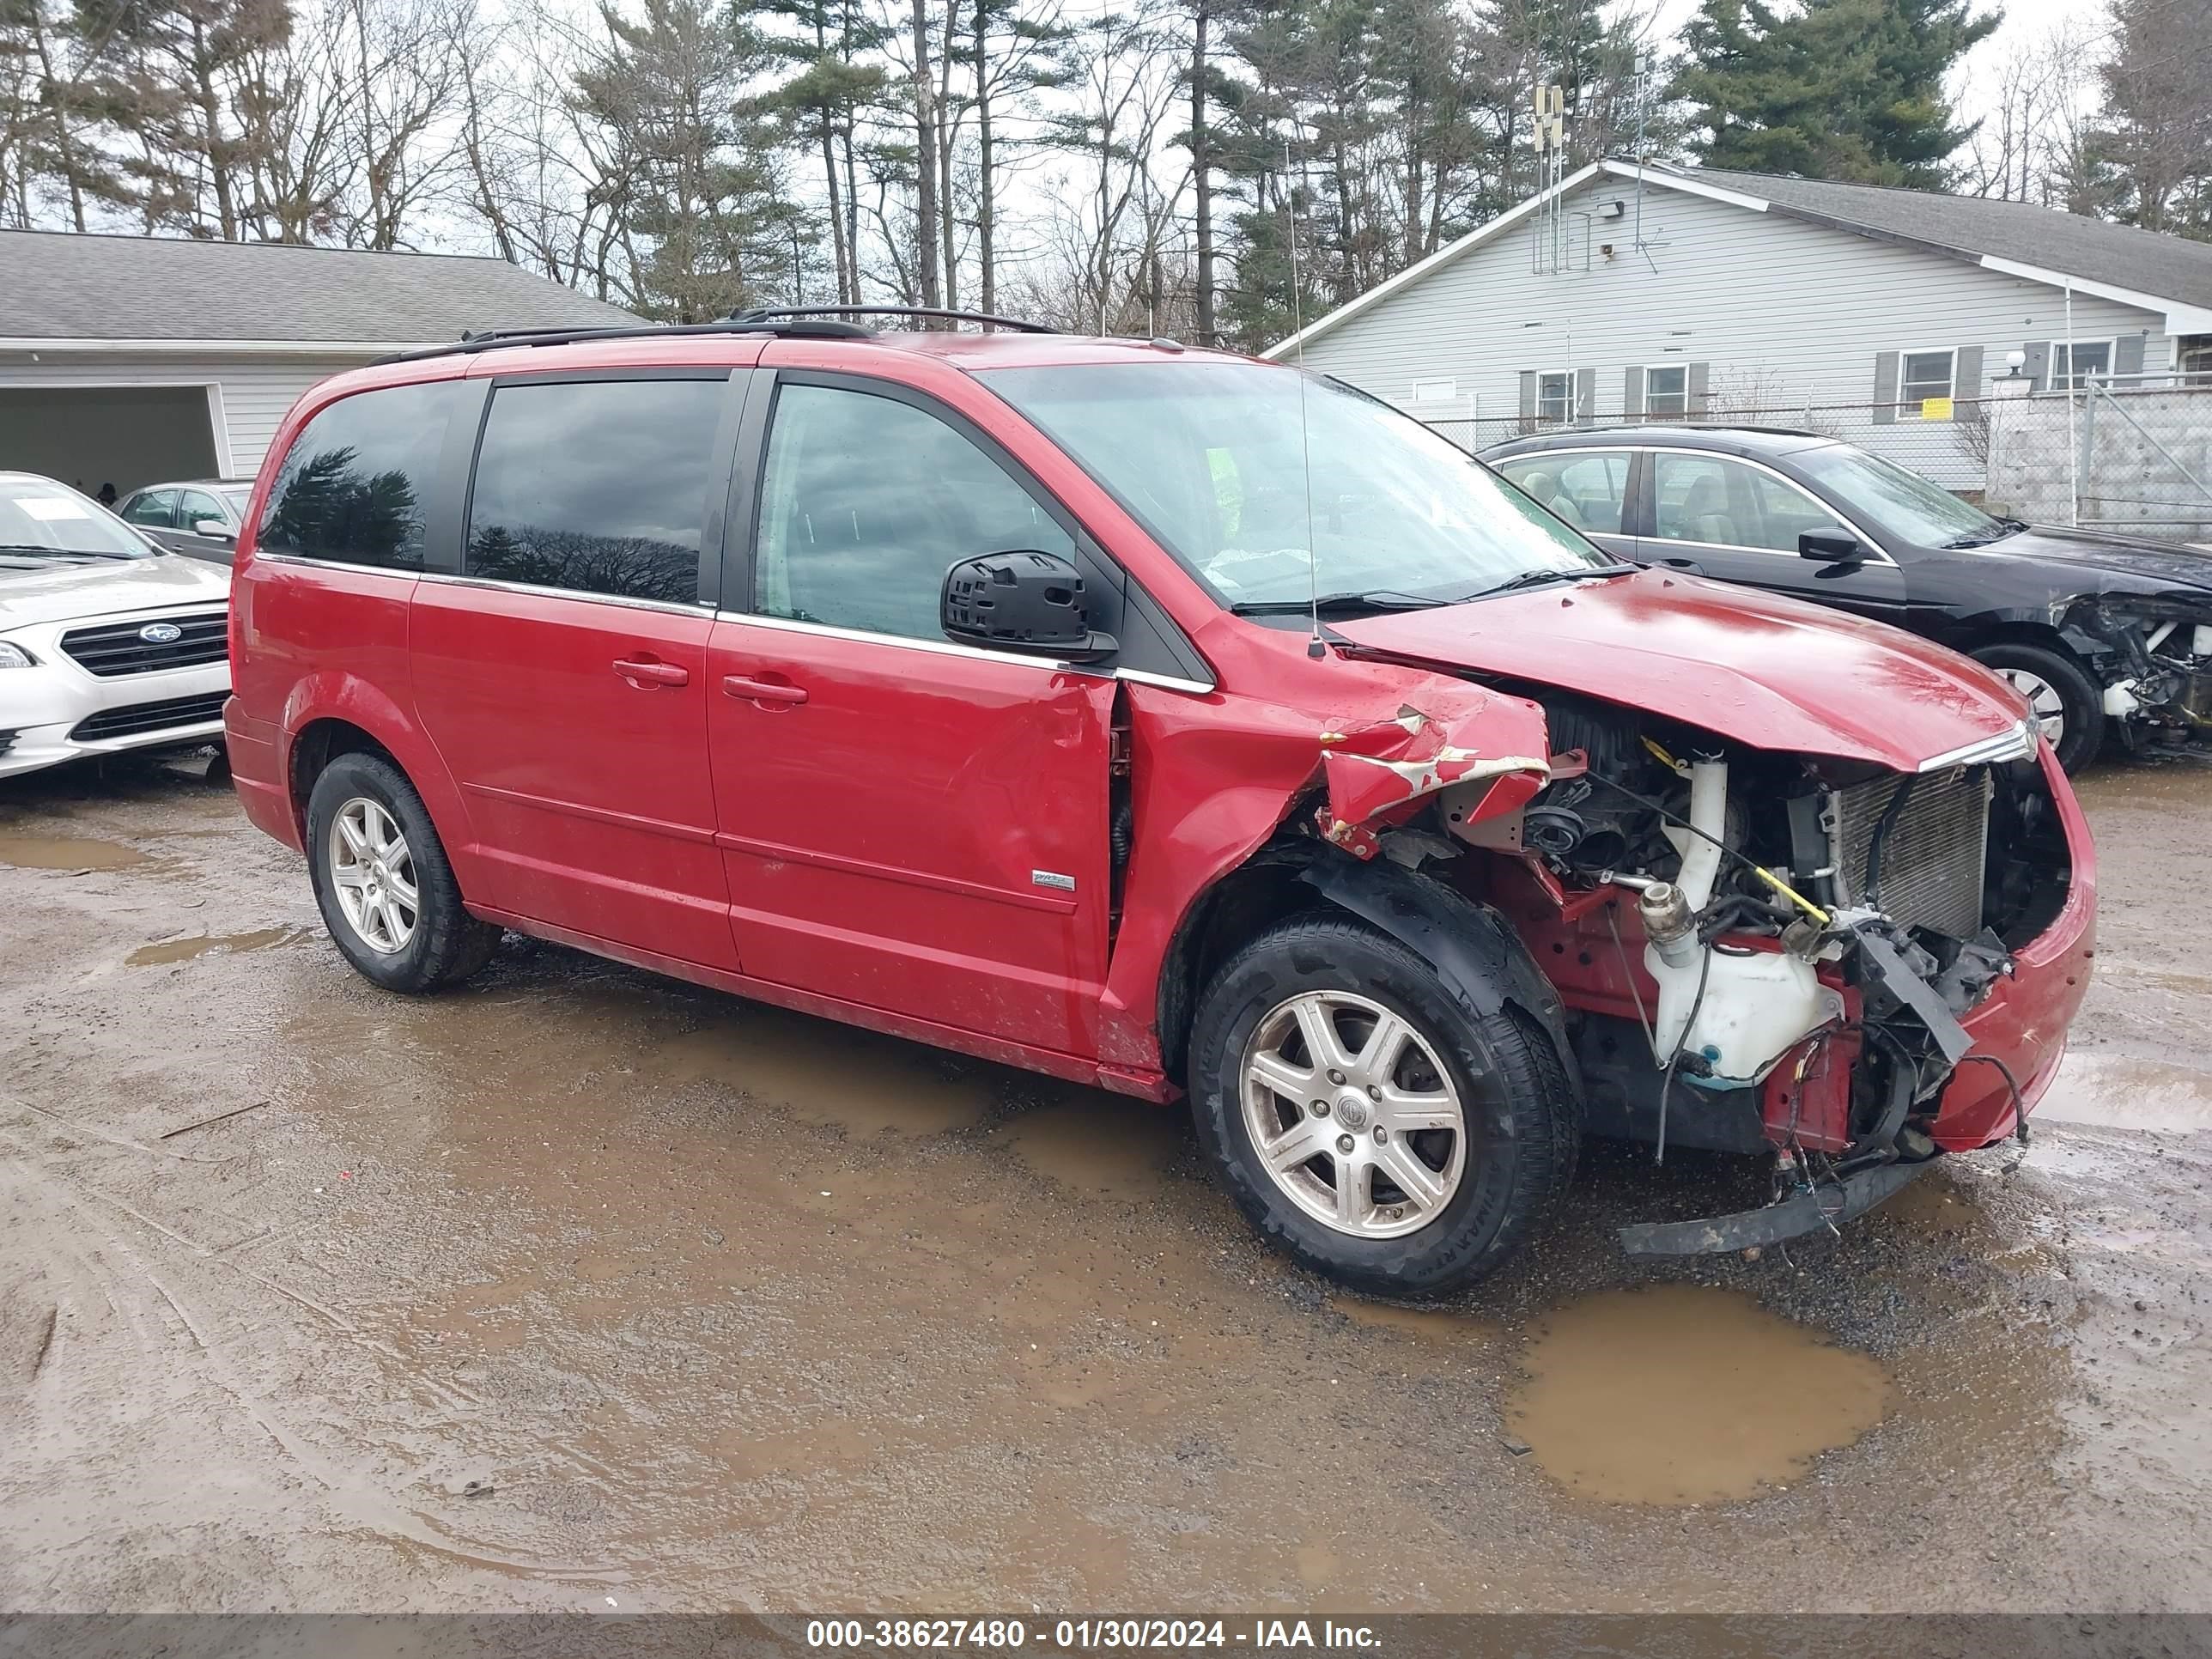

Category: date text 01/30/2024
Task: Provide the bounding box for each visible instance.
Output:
[805,1619,1383,1650]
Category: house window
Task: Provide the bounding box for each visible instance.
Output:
[1410,378,1457,404]
[1537,371,1573,424]
[1899,349,1956,416]
[2050,338,2114,391]
[2183,337,2212,387]
[1645,364,1688,417]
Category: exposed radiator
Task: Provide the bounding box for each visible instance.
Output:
[1826,765,1991,939]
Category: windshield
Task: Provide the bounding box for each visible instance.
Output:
[0,477,153,561]
[979,362,1613,608]
[221,488,253,518]
[1796,445,2010,547]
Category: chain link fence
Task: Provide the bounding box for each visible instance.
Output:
[1985,384,2212,542]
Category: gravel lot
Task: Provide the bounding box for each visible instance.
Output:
[2,750,2206,1613]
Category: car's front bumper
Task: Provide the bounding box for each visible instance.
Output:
[0,608,231,780]
[1927,737,2098,1151]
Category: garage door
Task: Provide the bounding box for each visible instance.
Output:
[0,386,219,499]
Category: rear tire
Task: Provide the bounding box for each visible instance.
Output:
[1970,641,2104,774]
[306,752,501,993]
[1188,915,1577,1297]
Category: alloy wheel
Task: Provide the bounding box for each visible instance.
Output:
[1999,668,2068,745]
[328,796,418,955]
[1239,989,1467,1239]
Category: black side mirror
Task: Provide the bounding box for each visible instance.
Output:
[942,550,1117,661]
[1800,526,1867,563]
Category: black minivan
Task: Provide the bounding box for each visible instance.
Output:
[1485,425,2212,771]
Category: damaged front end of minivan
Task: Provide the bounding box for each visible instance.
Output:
[1291,672,2094,1256]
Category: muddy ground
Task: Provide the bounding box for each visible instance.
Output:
[1,750,2206,1616]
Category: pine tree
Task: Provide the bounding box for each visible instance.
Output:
[1674,0,1994,186]
[573,0,805,319]
[754,0,890,305]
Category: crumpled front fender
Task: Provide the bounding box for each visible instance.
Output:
[1316,684,1550,856]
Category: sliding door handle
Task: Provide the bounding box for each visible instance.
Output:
[614,658,689,689]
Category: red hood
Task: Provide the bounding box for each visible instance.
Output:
[1332,569,2029,772]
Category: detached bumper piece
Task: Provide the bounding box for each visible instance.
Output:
[1618,1159,1931,1257]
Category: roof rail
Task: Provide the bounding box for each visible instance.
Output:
[374,314,870,366]
[726,305,1060,335]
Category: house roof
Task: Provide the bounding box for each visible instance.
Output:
[1683,165,2212,313]
[0,229,637,349]
[1267,160,2212,358]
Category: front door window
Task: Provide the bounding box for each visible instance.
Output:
[755,383,1073,639]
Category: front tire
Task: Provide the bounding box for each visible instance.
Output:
[306,751,501,993]
[1188,915,1577,1297]
[1971,641,2104,773]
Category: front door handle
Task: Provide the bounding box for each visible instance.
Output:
[614,658,689,689]
[722,674,808,707]
[1659,556,1707,577]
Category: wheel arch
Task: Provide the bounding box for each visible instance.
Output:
[278,675,477,873]
[1155,838,1329,1089]
[1155,835,1576,1093]
[1947,601,2124,683]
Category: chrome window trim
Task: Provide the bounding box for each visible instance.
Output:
[1916,719,2035,772]
[415,568,713,619]
[254,553,717,619]
[1119,666,1218,696]
[1638,445,1898,568]
[253,550,422,580]
[714,609,1217,694]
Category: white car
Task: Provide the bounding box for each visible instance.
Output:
[0,471,233,781]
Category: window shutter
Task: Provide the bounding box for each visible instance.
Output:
[1575,368,1596,427]
[1873,350,1899,424]
[2116,333,2146,380]
[2021,340,2049,392]
[1954,345,1984,416]
[1518,370,1537,431]
[1624,366,1646,418]
[1687,361,1711,417]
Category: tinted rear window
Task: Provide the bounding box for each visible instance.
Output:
[465,377,725,605]
[258,381,458,569]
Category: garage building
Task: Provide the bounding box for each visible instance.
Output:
[0,230,636,496]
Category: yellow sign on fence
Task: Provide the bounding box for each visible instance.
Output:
[1921,396,1954,422]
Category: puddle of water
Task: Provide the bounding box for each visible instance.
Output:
[2039,1052,2212,1133]
[1006,1097,1183,1198]
[1505,1284,1893,1506]
[0,833,146,871]
[2134,969,2212,998]
[1329,1295,1503,1346]
[127,927,299,967]
[645,1007,994,1136]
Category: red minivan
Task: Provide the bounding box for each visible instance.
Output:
[225,309,2094,1294]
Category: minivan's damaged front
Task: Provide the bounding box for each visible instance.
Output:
[1145,573,2090,1253]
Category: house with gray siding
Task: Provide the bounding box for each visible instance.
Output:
[0,231,635,496]
[1267,161,2212,492]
